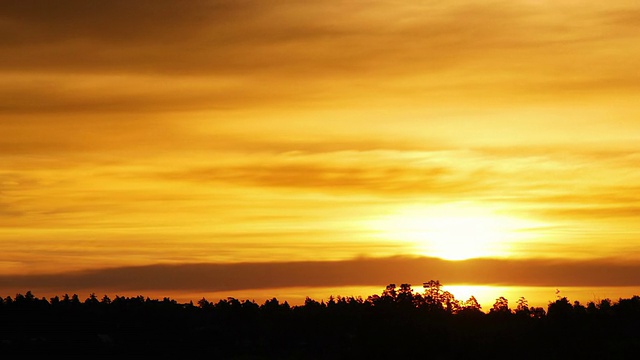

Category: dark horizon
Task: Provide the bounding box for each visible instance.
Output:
[2,279,640,358]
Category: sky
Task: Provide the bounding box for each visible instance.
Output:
[2,0,640,309]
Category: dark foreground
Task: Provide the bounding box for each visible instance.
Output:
[2,283,639,359]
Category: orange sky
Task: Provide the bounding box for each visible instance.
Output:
[2,0,640,309]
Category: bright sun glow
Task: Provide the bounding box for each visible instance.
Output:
[368,203,541,260]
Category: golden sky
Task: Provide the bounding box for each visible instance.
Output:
[2,0,640,307]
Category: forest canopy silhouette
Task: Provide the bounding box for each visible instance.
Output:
[2,280,639,358]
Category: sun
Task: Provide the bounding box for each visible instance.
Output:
[368,203,539,260]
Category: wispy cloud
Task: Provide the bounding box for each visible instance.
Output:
[2,1,639,114]
[163,161,460,196]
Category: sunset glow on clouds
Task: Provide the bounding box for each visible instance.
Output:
[2,0,640,307]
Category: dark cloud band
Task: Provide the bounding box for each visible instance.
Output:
[3,256,640,296]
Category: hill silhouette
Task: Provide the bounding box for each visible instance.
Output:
[1,280,639,359]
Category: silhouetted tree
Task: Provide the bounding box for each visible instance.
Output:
[85,293,99,305]
[397,283,415,308]
[598,298,612,313]
[463,296,481,311]
[514,296,530,318]
[3,284,640,358]
[71,294,81,305]
[382,283,398,300]
[572,300,586,316]
[490,296,511,315]
[516,297,528,312]
[197,297,212,309]
[547,296,573,321]
[586,300,598,315]
[423,280,442,300]
[422,279,445,312]
[529,306,546,319]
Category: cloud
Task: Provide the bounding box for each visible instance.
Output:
[537,205,640,220]
[2,256,640,297]
[0,72,316,114]
[2,0,638,89]
[1,1,502,75]
[154,144,640,206]
[164,162,462,196]
[154,148,531,200]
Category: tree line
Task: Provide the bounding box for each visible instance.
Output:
[1,280,639,358]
